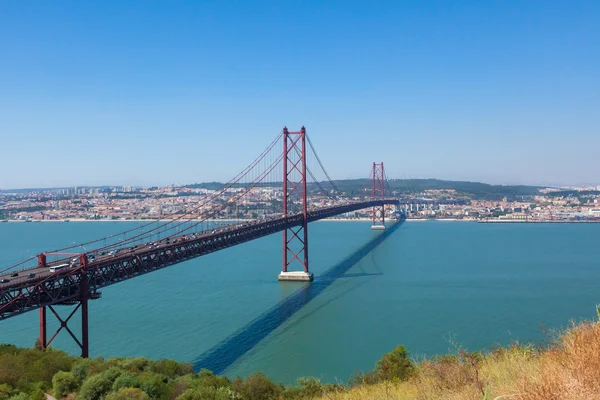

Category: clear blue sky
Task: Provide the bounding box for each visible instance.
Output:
[1,1,598,189]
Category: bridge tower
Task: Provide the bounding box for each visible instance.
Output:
[39,253,90,357]
[279,127,313,282]
[371,162,386,230]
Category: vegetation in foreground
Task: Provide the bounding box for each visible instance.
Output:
[314,318,600,400]
[2,316,600,400]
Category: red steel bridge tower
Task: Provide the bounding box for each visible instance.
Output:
[278,127,313,282]
[371,162,386,230]
[38,253,92,357]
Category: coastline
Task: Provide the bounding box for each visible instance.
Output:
[1,218,598,224]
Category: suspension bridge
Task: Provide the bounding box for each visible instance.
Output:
[0,127,400,357]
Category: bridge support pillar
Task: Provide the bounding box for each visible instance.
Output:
[80,256,89,358]
[39,306,47,349]
[279,126,313,282]
[37,254,90,357]
[371,162,386,230]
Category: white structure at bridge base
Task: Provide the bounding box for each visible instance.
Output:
[278,271,314,282]
[371,225,386,230]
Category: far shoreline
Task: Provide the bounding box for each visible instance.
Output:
[2,218,597,224]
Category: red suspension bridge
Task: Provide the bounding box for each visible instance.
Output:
[0,127,400,357]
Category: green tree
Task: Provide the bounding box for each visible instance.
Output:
[79,374,113,400]
[71,358,103,382]
[176,387,233,400]
[0,384,13,400]
[117,357,149,373]
[374,345,414,381]
[148,360,193,378]
[78,368,122,400]
[112,372,141,392]
[294,377,325,398]
[235,373,282,400]
[52,371,79,398]
[7,394,30,400]
[138,373,168,400]
[105,388,150,400]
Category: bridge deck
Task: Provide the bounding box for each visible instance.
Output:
[0,199,399,320]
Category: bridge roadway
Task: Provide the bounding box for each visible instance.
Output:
[0,199,399,320]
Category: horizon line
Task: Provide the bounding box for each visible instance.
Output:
[2,177,599,192]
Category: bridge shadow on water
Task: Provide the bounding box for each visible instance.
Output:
[192,220,403,374]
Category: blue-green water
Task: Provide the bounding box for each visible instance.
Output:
[1,221,599,384]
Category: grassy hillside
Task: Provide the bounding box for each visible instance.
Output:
[2,316,599,400]
[312,319,600,400]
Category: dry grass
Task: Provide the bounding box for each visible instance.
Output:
[313,321,600,400]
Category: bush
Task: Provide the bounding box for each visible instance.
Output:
[289,377,343,398]
[78,368,122,400]
[0,384,13,400]
[138,372,169,400]
[176,387,233,400]
[235,373,282,400]
[7,394,30,400]
[24,388,43,400]
[31,350,73,384]
[117,357,149,373]
[374,345,414,381]
[72,358,103,382]
[147,360,193,378]
[52,371,79,398]
[112,372,141,392]
[0,347,73,391]
[79,374,113,400]
[106,388,150,400]
[195,369,231,390]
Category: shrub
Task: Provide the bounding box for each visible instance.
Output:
[106,388,150,400]
[176,387,233,400]
[52,371,79,398]
[117,357,149,373]
[374,345,414,381]
[78,368,122,400]
[0,383,14,400]
[138,372,169,400]
[28,350,73,385]
[195,369,231,390]
[72,358,103,382]
[112,372,141,392]
[24,388,43,400]
[294,377,325,398]
[7,394,30,400]
[79,374,113,400]
[235,373,282,400]
[147,360,193,378]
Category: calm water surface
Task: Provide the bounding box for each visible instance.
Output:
[0,221,599,384]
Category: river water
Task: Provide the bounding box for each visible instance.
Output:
[1,221,599,384]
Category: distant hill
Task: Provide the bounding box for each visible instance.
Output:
[186,179,541,201]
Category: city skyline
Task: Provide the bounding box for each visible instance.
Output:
[1,1,599,188]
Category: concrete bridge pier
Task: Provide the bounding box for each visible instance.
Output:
[278,271,314,281]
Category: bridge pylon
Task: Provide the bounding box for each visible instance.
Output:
[279,126,313,282]
[39,253,90,357]
[371,162,386,230]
